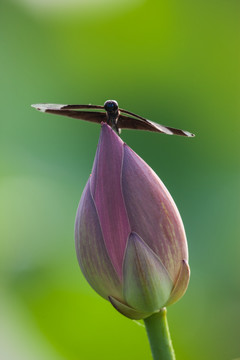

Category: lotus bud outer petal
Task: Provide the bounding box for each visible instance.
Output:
[90,123,131,279]
[165,260,190,306]
[122,144,188,283]
[75,179,122,300]
[123,233,173,314]
[109,296,151,320]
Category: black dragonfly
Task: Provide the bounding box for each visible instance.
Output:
[31,100,194,137]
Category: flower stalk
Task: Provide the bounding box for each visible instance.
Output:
[144,308,175,360]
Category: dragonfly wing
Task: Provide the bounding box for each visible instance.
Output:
[32,104,106,124]
[118,114,194,137]
[31,103,104,110]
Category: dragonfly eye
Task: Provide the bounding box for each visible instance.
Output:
[104,100,118,113]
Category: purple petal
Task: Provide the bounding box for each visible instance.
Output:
[75,179,122,300]
[122,145,188,281]
[123,233,173,313]
[109,296,151,320]
[165,260,190,306]
[90,124,131,279]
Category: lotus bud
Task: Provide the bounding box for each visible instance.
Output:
[75,123,190,320]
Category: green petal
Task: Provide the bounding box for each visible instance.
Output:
[109,296,151,320]
[123,233,173,313]
[165,260,190,306]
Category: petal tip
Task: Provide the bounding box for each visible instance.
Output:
[165,259,190,306]
[109,296,151,320]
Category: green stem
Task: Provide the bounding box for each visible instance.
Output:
[144,308,176,360]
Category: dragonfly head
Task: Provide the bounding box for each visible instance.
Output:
[104,100,119,113]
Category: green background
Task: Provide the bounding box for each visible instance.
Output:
[0,0,239,359]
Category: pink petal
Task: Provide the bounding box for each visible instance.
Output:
[90,124,131,279]
[122,144,188,282]
[75,179,122,300]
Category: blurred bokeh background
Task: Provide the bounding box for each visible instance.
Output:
[0,0,239,359]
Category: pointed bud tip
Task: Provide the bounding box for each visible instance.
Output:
[101,122,111,131]
[100,121,124,148]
